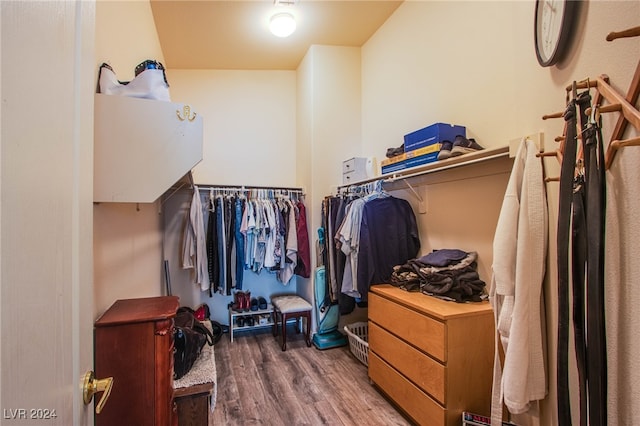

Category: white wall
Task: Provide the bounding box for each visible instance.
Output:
[169,70,297,186]
[93,0,167,317]
[95,0,165,82]
[361,2,640,425]
[297,45,363,324]
[162,70,300,325]
[362,1,639,156]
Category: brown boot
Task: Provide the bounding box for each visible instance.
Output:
[243,291,251,312]
[232,291,243,312]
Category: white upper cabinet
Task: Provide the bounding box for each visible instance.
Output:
[94,94,203,203]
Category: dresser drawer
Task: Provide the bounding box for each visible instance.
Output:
[342,157,356,173]
[369,292,446,361]
[369,321,445,404]
[369,352,445,426]
[342,170,357,185]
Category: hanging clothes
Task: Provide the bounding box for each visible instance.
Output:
[182,185,210,291]
[338,196,367,299]
[294,200,311,278]
[490,138,548,424]
[216,195,227,293]
[206,194,219,296]
[223,194,236,295]
[278,200,298,285]
[356,195,420,301]
[234,196,246,290]
[324,182,420,304]
[184,186,309,293]
[242,199,256,272]
[326,196,341,299]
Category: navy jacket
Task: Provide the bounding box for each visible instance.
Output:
[357,196,420,300]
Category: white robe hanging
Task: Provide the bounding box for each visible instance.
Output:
[181,186,210,291]
[490,138,548,422]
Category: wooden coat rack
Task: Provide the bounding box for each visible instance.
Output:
[538,25,640,177]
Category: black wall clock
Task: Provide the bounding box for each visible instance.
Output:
[534,0,578,67]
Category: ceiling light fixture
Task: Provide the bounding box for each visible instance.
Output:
[269,12,296,38]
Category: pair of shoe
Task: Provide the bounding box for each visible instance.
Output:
[438,135,484,160]
[249,296,268,311]
[236,315,255,327]
[386,144,405,158]
[232,291,251,312]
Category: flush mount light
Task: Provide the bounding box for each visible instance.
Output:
[269,12,296,38]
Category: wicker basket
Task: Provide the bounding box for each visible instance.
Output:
[343,322,369,366]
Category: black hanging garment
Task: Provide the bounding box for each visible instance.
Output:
[356,196,421,301]
[571,175,588,426]
[224,195,236,295]
[582,117,607,426]
[557,97,578,426]
[206,197,219,297]
[557,89,608,426]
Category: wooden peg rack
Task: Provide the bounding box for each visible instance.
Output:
[537,25,640,175]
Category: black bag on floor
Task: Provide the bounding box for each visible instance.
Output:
[173,307,215,379]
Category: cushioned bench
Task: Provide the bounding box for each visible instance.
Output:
[271,295,313,351]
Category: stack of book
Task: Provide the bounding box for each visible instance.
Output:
[380,143,441,174]
[381,122,466,175]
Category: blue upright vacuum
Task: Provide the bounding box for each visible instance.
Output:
[312,228,348,350]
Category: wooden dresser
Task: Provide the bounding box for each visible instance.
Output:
[94,296,180,426]
[368,284,494,426]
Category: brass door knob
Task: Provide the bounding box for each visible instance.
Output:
[82,371,113,414]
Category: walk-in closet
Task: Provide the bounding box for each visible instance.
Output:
[3,1,639,425]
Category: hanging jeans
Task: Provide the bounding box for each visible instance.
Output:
[234,197,245,290]
[206,198,219,297]
[216,196,226,294]
[224,196,235,296]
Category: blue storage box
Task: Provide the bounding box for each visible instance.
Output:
[381,151,439,174]
[404,122,466,152]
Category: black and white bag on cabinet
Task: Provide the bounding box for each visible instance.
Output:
[97,59,171,102]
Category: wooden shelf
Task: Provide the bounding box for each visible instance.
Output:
[337,146,510,189]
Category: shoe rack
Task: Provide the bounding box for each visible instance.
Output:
[228,304,274,342]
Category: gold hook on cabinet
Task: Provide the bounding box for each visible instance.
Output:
[176,105,197,122]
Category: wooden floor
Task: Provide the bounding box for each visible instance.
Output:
[210,326,412,426]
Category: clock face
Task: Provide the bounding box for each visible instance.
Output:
[535,0,576,67]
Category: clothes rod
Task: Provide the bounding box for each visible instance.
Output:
[195,184,304,193]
